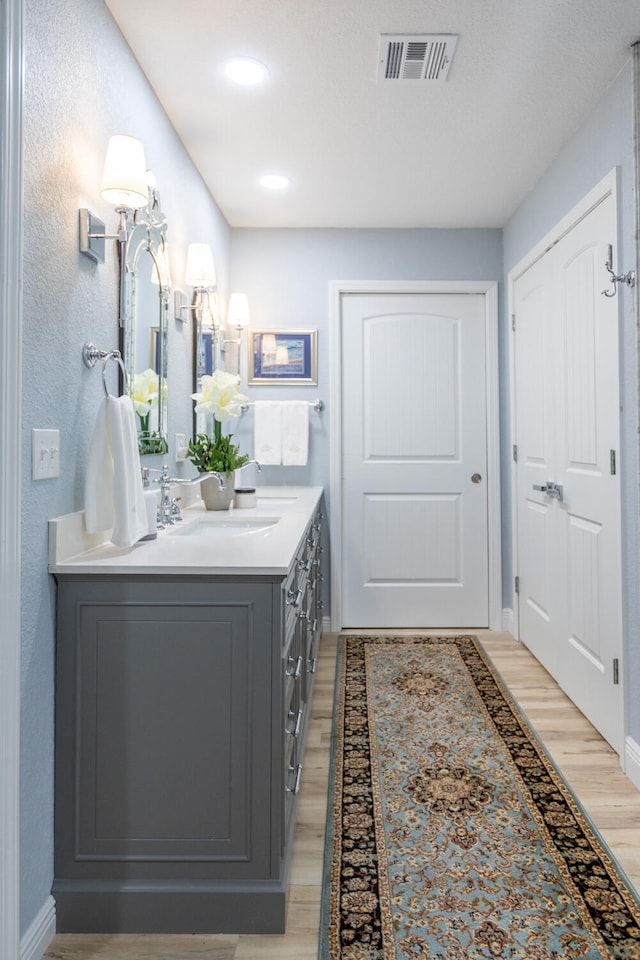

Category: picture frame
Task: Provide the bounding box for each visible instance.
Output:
[248,329,318,385]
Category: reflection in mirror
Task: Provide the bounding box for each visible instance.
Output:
[120,180,169,455]
[193,295,219,438]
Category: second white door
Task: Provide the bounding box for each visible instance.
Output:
[513,190,623,754]
[341,292,489,628]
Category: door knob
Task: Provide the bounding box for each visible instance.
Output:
[471,473,482,484]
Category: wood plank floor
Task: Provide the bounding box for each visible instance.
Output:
[45,630,640,960]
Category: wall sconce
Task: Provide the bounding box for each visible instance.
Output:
[220,293,250,375]
[175,242,218,328]
[79,134,149,265]
[79,135,166,331]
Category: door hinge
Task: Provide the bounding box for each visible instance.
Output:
[613,658,619,685]
[511,313,516,332]
[512,444,518,463]
[514,575,520,595]
[610,449,616,475]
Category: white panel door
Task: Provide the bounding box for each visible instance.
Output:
[514,192,623,753]
[341,293,488,627]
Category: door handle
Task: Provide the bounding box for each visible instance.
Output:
[532,481,564,502]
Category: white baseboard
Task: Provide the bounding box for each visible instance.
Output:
[624,736,640,791]
[502,608,515,635]
[20,896,55,960]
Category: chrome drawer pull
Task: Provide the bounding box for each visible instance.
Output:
[286,654,303,679]
[287,706,304,738]
[297,557,312,573]
[308,656,317,674]
[286,763,303,795]
[287,586,304,607]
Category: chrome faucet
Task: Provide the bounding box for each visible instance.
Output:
[153,465,182,527]
[149,466,226,528]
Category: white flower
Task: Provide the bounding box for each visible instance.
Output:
[191,369,248,422]
[132,368,160,417]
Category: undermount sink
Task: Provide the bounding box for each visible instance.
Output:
[171,516,280,537]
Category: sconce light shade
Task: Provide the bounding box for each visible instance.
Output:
[227,292,250,328]
[100,135,149,209]
[185,243,216,288]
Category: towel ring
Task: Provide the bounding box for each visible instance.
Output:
[82,341,130,398]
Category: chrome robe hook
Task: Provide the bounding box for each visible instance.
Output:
[602,244,635,297]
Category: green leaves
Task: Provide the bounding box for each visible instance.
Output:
[188,432,249,475]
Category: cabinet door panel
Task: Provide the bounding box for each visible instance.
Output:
[56,581,273,880]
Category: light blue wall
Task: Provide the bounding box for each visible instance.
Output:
[21,0,228,935]
[503,60,640,743]
[229,226,505,520]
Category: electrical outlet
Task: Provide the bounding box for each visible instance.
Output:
[32,428,60,480]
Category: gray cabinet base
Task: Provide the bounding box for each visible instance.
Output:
[53,879,287,934]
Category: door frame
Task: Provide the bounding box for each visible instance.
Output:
[0,0,23,954]
[508,168,619,641]
[329,280,501,632]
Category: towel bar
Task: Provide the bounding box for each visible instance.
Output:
[82,341,129,398]
[241,399,324,413]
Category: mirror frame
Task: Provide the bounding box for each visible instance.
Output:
[119,186,170,455]
[192,291,221,439]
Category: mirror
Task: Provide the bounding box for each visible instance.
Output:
[193,294,220,437]
[120,183,169,455]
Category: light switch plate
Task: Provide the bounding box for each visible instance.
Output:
[32,429,60,480]
[175,433,188,462]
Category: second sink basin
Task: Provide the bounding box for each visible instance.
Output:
[171,515,280,538]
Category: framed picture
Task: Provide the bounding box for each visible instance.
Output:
[249,329,318,385]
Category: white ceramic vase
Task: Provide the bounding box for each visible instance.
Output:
[200,473,235,511]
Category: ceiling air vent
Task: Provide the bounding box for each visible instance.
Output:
[378,34,458,82]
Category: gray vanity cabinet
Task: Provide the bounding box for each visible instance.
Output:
[53,502,324,934]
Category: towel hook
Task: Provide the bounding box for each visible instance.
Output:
[82,341,129,398]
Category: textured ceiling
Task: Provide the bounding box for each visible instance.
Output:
[105,0,640,228]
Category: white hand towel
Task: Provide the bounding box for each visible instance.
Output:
[282,401,309,466]
[254,401,282,465]
[84,398,113,534]
[84,395,148,548]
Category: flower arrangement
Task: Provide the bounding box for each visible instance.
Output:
[132,367,160,430]
[132,367,168,454]
[189,370,249,475]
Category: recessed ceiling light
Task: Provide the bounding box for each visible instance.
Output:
[260,174,290,190]
[225,57,269,86]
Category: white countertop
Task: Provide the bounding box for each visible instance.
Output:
[49,486,323,577]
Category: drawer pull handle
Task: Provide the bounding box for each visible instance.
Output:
[287,706,304,738]
[308,656,317,674]
[297,557,312,573]
[286,654,303,679]
[286,763,303,795]
[287,586,304,607]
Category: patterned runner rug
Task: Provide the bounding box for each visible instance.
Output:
[320,635,640,959]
